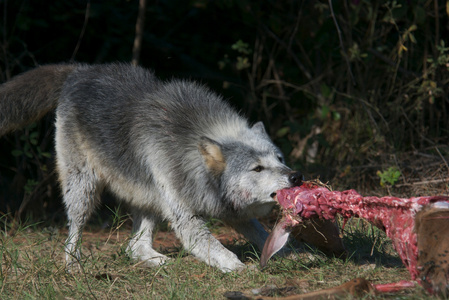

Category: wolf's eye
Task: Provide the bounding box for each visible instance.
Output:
[252,165,264,172]
[277,156,283,162]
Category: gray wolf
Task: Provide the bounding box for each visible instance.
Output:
[0,63,302,272]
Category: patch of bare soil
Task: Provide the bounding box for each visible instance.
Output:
[68,223,246,259]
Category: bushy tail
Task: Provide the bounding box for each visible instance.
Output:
[0,64,76,136]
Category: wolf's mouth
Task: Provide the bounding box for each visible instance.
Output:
[270,192,277,198]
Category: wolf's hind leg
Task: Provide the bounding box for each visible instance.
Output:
[127,210,169,267]
[62,170,102,271]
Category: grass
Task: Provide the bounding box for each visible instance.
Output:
[0,212,441,300]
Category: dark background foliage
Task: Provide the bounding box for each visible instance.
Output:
[1,0,448,222]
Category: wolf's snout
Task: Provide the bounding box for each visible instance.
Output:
[288,171,303,187]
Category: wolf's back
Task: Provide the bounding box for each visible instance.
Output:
[0,64,76,136]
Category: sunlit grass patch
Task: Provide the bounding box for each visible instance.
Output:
[0,216,440,299]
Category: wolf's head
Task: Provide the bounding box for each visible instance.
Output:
[199,121,302,219]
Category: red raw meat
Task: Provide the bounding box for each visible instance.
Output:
[260,182,449,296]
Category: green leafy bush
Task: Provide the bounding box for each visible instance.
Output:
[377,167,402,187]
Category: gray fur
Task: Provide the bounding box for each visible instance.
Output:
[0,63,302,272]
[0,64,75,135]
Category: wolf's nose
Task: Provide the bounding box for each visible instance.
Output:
[289,171,303,186]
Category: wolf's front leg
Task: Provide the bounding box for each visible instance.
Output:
[127,210,169,267]
[172,215,245,272]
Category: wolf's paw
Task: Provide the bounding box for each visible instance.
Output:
[218,260,246,273]
[65,249,83,273]
[211,252,246,273]
[135,254,170,268]
[65,259,83,274]
[126,243,169,267]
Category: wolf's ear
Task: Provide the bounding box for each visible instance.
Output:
[251,121,268,136]
[198,137,226,177]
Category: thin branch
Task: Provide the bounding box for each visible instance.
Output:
[435,146,449,175]
[328,0,355,86]
[395,178,449,187]
[367,48,418,78]
[71,1,91,62]
[434,0,439,51]
[256,77,322,94]
[2,0,10,81]
[288,4,303,51]
[132,0,147,66]
[262,25,312,80]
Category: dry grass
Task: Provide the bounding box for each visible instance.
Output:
[0,213,443,299]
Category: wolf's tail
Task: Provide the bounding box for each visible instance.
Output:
[0,64,76,136]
